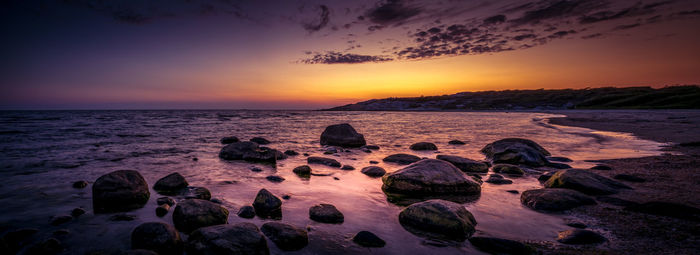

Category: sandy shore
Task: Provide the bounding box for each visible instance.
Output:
[538,110,700,254]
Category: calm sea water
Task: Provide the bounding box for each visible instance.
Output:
[0,110,666,254]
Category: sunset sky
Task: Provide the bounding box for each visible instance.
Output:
[2,0,700,109]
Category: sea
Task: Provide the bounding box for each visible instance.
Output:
[0,110,667,254]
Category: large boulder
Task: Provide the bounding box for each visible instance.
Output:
[219,141,283,163]
[186,223,269,255]
[153,173,188,195]
[436,155,489,173]
[409,142,438,151]
[93,170,150,213]
[252,189,282,219]
[307,156,341,167]
[382,153,421,165]
[320,123,366,147]
[382,159,481,195]
[309,204,344,223]
[260,222,308,251]
[481,138,550,166]
[521,189,596,211]
[398,199,477,240]
[172,199,229,233]
[131,222,183,255]
[544,169,631,195]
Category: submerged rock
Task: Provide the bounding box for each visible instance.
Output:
[237,206,256,218]
[307,156,341,167]
[219,141,283,163]
[468,236,533,255]
[352,231,386,247]
[266,175,285,183]
[109,214,137,221]
[186,223,269,255]
[309,204,344,223]
[399,199,477,240]
[362,145,380,150]
[521,188,596,211]
[557,229,606,244]
[153,172,188,195]
[436,155,489,173]
[341,165,355,170]
[492,164,525,176]
[72,180,88,189]
[253,189,282,219]
[544,169,631,195]
[250,137,271,144]
[361,166,386,177]
[481,138,550,166]
[382,159,481,195]
[92,170,150,213]
[284,150,299,156]
[172,199,229,233]
[131,222,183,255]
[261,222,309,251]
[410,142,438,151]
[485,175,512,185]
[382,153,421,165]
[448,140,466,145]
[320,123,366,147]
[220,136,239,144]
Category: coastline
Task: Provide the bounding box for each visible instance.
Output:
[536,110,700,254]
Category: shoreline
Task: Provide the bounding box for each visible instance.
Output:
[535,110,700,254]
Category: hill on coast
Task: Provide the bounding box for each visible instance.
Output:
[324,86,700,111]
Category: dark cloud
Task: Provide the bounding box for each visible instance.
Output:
[581,33,603,39]
[302,5,330,32]
[614,23,641,30]
[510,0,608,25]
[483,14,507,25]
[365,0,422,26]
[549,30,576,38]
[301,51,392,64]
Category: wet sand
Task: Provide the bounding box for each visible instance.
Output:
[540,110,700,254]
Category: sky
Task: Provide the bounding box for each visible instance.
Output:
[1,0,700,110]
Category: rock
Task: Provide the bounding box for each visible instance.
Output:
[538,171,559,182]
[382,159,481,195]
[557,229,606,244]
[520,189,596,211]
[307,156,341,167]
[492,164,525,176]
[157,197,176,206]
[282,195,291,200]
[590,164,612,170]
[250,167,263,172]
[382,153,421,165]
[186,223,269,255]
[625,202,700,221]
[219,141,282,163]
[92,170,150,213]
[341,165,355,170]
[613,174,646,182]
[293,165,312,177]
[303,153,310,156]
[398,199,477,240]
[72,180,88,189]
[153,172,188,195]
[156,204,170,217]
[131,222,183,255]
[436,155,489,173]
[71,208,86,217]
[252,189,282,219]
[172,199,229,233]
[109,214,136,221]
[320,123,366,147]
[220,136,239,144]
[468,236,533,255]
[481,138,551,166]
[26,238,62,255]
[180,186,211,200]
[361,166,386,177]
[237,206,256,218]
[362,145,380,150]
[266,175,285,183]
[324,147,338,154]
[506,190,519,194]
[369,160,379,164]
[250,137,271,144]
[352,231,385,247]
[547,156,573,162]
[50,215,72,226]
[361,148,372,153]
[485,175,512,185]
[309,204,344,223]
[544,169,631,195]
[261,222,309,251]
[410,142,438,151]
[448,140,466,145]
[333,177,340,180]
[546,162,572,169]
[284,150,299,156]
[192,157,198,161]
